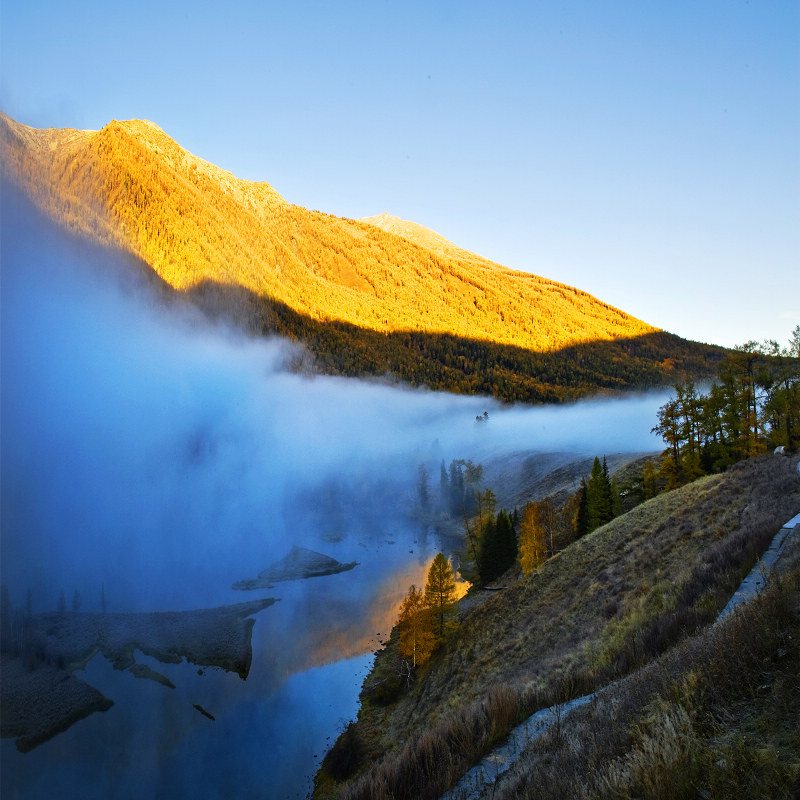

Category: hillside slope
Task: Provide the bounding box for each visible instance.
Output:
[314,454,800,799]
[0,112,723,400]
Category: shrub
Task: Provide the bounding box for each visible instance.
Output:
[320,722,365,782]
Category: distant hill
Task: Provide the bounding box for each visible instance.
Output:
[0,111,724,401]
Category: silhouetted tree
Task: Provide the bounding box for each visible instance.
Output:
[478,509,517,584]
[448,460,465,516]
[462,460,483,516]
[586,457,612,532]
[417,464,430,511]
[574,479,590,538]
[439,460,449,509]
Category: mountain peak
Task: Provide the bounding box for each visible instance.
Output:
[359,212,476,261]
[95,116,286,207]
[1,110,658,349]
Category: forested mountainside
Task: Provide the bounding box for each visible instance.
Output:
[0,112,724,401]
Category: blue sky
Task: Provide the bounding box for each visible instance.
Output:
[2,0,798,348]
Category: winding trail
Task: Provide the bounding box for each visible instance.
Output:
[717,512,800,621]
[440,512,800,800]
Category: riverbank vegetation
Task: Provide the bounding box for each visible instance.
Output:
[314,449,799,798]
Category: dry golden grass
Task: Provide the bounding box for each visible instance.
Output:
[491,544,800,800]
[1,112,658,354]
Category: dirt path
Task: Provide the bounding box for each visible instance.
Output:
[440,512,800,800]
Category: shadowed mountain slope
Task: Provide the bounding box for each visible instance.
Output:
[0,112,724,400]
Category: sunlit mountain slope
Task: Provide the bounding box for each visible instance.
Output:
[1,112,659,351]
[1,112,725,401]
[357,212,481,262]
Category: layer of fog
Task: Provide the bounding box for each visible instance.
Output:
[1,184,666,615]
[1,184,671,799]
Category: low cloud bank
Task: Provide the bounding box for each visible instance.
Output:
[0,185,666,613]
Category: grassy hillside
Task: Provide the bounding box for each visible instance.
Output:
[0,112,724,401]
[490,544,800,800]
[314,454,800,799]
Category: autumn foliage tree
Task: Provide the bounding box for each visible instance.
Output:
[397,584,435,668]
[518,502,547,574]
[424,553,458,639]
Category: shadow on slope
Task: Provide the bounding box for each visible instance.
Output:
[2,177,725,406]
[186,280,726,405]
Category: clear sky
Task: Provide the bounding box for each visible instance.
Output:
[2,0,798,349]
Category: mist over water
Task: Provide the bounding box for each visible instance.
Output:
[1,186,667,797]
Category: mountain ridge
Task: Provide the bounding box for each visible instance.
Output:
[358,212,482,263]
[0,111,723,400]
[0,112,654,345]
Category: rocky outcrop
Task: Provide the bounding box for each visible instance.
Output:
[233,546,357,590]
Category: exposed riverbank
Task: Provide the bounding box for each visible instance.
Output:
[1,598,275,752]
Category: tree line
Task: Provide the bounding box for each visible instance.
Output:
[652,330,799,488]
[391,330,798,696]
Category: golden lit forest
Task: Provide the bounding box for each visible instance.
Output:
[0,112,724,401]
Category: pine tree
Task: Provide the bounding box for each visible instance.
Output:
[439,460,449,509]
[477,510,517,584]
[462,460,483,516]
[448,460,465,516]
[477,516,498,583]
[496,509,517,575]
[586,457,612,532]
[417,464,430,511]
[424,553,457,639]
